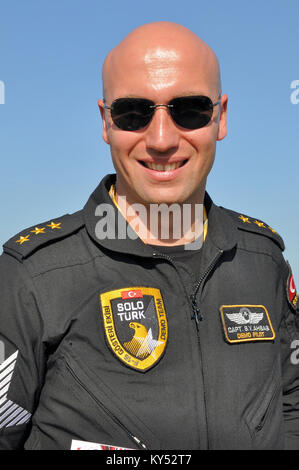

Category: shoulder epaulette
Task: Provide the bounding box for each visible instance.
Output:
[3,211,85,261]
[223,208,285,251]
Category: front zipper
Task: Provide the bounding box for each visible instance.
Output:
[190,250,223,331]
[152,249,224,451]
[65,361,147,450]
[152,249,223,328]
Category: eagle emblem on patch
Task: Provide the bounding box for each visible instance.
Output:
[220,305,276,344]
[100,287,168,372]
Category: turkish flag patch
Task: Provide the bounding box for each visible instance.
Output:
[287,262,298,310]
[121,289,143,299]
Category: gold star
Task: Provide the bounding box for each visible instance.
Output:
[16,235,30,245]
[31,226,46,235]
[267,226,277,234]
[254,220,265,228]
[239,215,251,223]
[47,222,61,230]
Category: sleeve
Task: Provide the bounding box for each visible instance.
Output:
[0,252,46,450]
[280,260,299,450]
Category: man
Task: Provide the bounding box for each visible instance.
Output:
[0,22,298,450]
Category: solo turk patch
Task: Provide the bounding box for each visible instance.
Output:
[100,287,168,372]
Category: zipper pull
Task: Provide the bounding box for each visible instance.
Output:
[190,294,203,329]
[132,435,147,450]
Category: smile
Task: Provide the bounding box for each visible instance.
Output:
[140,160,187,171]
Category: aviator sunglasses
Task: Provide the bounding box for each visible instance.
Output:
[103,95,221,131]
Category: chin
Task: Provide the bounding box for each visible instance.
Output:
[142,192,187,206]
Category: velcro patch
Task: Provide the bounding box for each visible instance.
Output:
[286,263,298,311]
[220,305,276,344]
[100,287,168,372]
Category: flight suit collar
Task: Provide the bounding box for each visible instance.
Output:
[83,174,238,256]
[83,174,151,257]
[204,192,237,252]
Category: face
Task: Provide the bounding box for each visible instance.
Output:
[98,45,228,206]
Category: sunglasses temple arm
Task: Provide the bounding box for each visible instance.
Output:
[213,100,221,107]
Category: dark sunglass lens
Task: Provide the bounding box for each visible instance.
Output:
[111,99,153,131]
[170,96,213,129]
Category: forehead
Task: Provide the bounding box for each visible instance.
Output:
[104,45,218,101]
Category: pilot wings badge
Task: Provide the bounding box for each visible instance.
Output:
[100,287,168,372]
[220,305,275,344]
[226,308,264,325]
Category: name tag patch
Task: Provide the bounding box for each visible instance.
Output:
[220,305,276,344]
[100,287,168,372]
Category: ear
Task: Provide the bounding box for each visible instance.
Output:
[217,94,228,141]
[98,98,110,144]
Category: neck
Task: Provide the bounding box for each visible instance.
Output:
[110,185,206,247]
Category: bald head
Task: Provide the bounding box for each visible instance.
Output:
[102,22,221,101]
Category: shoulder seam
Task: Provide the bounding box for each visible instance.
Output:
[237,246,282,268]
[31,253,104,278]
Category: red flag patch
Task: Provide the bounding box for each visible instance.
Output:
[121,289,143,299]
[287,263,298,310]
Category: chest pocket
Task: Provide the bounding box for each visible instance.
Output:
[244,362,284,449]
[29,349,161,450]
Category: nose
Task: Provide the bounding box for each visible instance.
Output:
[145,106,180,154]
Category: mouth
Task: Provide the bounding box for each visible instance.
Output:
[139,160,188,171]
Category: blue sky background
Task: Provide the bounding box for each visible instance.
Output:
[0,0,298,281]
